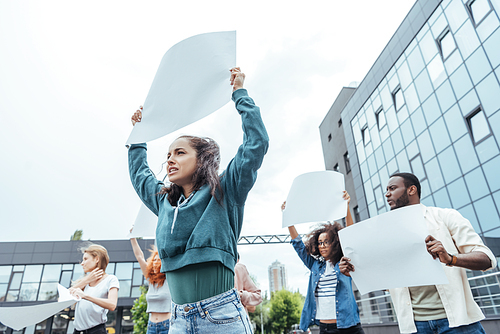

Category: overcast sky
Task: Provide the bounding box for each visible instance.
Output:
[0,0,416,297]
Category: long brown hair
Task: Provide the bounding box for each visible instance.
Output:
[160,135,223,206]
[145,246,166,287]
[304,222,344,265]
[72,243,109,286]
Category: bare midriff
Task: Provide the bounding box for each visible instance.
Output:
[150,312,171,323]
[319,319,337,324]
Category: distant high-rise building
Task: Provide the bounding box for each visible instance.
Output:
[268,260,287,293]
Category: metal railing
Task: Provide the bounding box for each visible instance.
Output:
[356,271,500,324]
[237,234,305,245]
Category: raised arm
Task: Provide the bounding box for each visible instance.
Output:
[130,237,148,277]
[128,107,164,215]
[224,68,269,205]
[343,191,354,227]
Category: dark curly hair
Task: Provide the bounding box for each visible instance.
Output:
[304,222,344,265]
[160,135,223,206]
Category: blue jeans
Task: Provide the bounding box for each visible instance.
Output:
[414,319,485,333]
[169,288,253,334]
[147,319,170,334]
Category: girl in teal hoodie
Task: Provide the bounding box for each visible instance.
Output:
[128,67,268,334]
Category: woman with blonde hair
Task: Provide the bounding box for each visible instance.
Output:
[69,244,119,334]
[130,236,171,334]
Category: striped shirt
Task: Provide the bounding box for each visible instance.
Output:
[315,261,337,320]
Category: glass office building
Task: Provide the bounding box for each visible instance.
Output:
[320,0,500,328]
[0,239,155,334]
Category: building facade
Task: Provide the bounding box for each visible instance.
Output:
[0,239,155,334]
[320,0,500,328]
[268,260,287,294]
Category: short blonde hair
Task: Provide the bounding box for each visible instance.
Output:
[81,243,109,271]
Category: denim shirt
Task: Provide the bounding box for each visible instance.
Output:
[291,236,360,331]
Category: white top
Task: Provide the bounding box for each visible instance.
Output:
[74,275,120,331]
[389,205,497,334]
[146,281,172,315]
[315,261,337,320]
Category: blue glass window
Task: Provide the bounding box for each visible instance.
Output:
[391,128,405,154]
[444,45,464,75]
[0,267,11,284]
[454,135,480,173]
[396,150,411,173]
[476,136,499,164]
[370,126,381,149]
[410,107,427,136]
[367,154,378,176]
[433,187,452,208]
[464,167,490,201]
[476,8,500,42]
[410,154,427,181]
[386,106,399,134]
[414,70,434,102]
[41,265,61,282]
[458,204,482,233]
[444,104,468,142]
[379,84,393,110]
[356,141,366,164]
[19,283,39,302]
[362,125,371,146]
[465,47,492,85]
[454,20,481,59]
[407,46,425,78]
[444,0,469,33]
[417,130,436,163]
[425,157,445,192]
[448,178,472,208]
[483,26,500,68]
[467,0,492,27]
[360,161,370,182]
[459,90,480,117]
[421,195,436,207]
[397,60,413,90]
[449,65,473,100]
[473,195,500,231]
[475,73,500,116]
[115,262,133,280]
[435,80,456,114]
[403,83,421,114]
[482,155,500,192]
[422,94,442,126]
[407,139,420,160]
[393,87,405,112]
[374,185,386,210]
[438,146,462,183]
[466,107,492,143]
[376,107,386,130]
[374,147,385,171]
[438,29,457,60]
[364,178,374,204]
[387,158,398,175]
[382,138,395,162]
[420,30,439,64]
[23,265,43,283]
[429,117,452,153]
[421,179,431,199]
[400,119,416,145]
[427,55,447,88]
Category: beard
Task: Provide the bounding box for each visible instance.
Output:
[391,191,410,210]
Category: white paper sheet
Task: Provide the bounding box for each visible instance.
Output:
[0,285,78,330]
[126,31,236,145]
[282,171,347,228]
[127,204,158,238]
[338,204,449,295]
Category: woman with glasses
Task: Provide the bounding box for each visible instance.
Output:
[283,191,365,334]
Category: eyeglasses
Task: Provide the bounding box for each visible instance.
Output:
[318,240,331,247]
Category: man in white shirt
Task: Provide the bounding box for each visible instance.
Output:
[340,172,497,334]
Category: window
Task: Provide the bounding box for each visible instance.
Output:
[338,118,343,127]
[328,133,332,142]
[437,28,456,61]
[353,206,361,223]
[466,107,491,144]
[333,163,339,172]
[344,152,351,174]
[466,0,492,27]
[375,107,386,130]
[361,125,371,146]
[374,185,386,210]
[410,154,428,182]
[392,87,405,112]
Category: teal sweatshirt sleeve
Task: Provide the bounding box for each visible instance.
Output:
[224,89,269,205]
[128,143,165,215]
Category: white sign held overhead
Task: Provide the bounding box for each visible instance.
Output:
[126,30,237,145]
[338,204,448,295]
[127,204,158,238]
[282,171,347,228]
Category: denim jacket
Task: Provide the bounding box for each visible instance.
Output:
[291,236,360,331]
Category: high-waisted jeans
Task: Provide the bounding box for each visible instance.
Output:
[147,319,170,334]
[169,288,253,334]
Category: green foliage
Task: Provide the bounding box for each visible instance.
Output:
[269,289,303,334]
[70,229,83,241]
[131,285,149,334]
[249,297,271,334]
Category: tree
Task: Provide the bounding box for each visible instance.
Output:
[250,297,271,334]
[269,289,303,334]
[131,285,149,334]
[70,229,83,240]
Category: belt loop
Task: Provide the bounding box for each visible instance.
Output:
[197,302,205,318]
